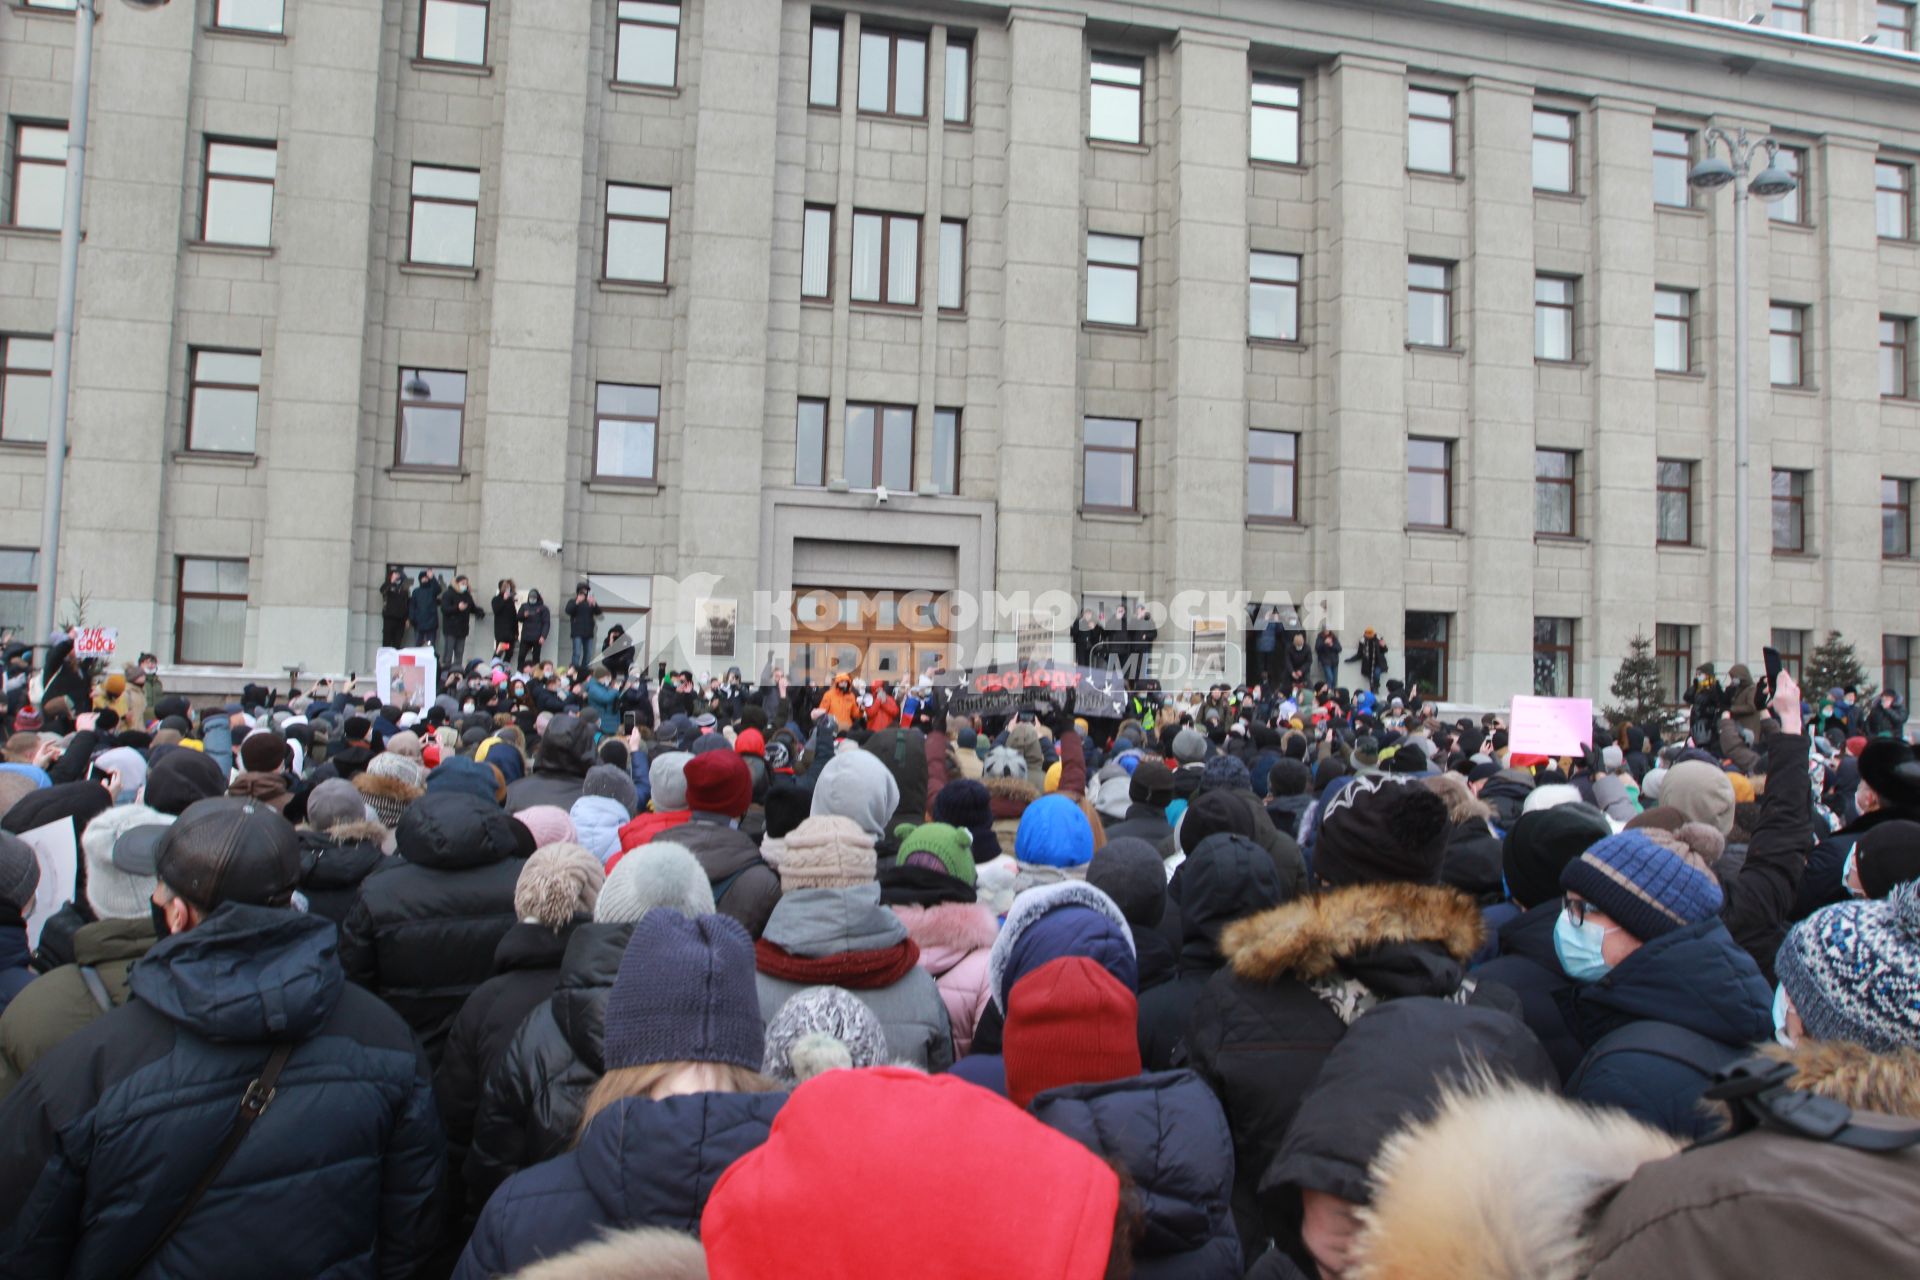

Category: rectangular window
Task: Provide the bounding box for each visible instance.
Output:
[1533,108,1575,193]
[809,20,841,108]
[1771,468,1807,554]
[1883,316,1913,398]
[201,140,275,247]
[1407,437,1452,529]
[593,382,660,482]
[420,0,488,65]
[1408,89,1455,175]
[9,123,67,231]
[408,164,480,267]
[1886,635,1914,713]
[1770,304,1807,387]
[1089,56,1143,144]
[795,398,826,487]
[845,403,913,491]
[1087,233,1142,327]
[1655,288,1693,373]
[1251,79,1301,165]
[1653,126,1693,208]
[396,367,467,469]
[0,335,53,444]
[1657,458,1693,546]
[1878,2,1915,51]
[857,29,926,118]
[1535,448,1576,536]
[850,211,919,306]
[214,0,285,33]
[1769,146,1805,224]
[1082,417,1138,512]
[1878,161,1913,240]
[176,557,248,666]
[1656,623,1694,705]
[1247,429,1298,523]
[1771,629,1809,682]
[1885,478,1915,559]
[1639,0,1694,9]
[938,219,965,312]
[1249,251,1301,342]
[1407,259,1452,348]
[1534,618,1574,697]
[0,549,36,640]
[21,0,79,8]
[1405,611,1451,699]
[801,205,833,299]
[1535,275,1575,361]
[932,407,960,495]
[604,183,669,284]
[1768,0,1809,32]
[945,39,971,123]
[615,1,680,87]
[187,350,262,454]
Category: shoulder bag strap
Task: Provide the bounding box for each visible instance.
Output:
[124,1041,294,1279]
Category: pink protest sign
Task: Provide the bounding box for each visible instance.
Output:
[1508,696,1594,757]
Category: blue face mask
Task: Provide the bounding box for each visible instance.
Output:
[1841,848,1866,898]
[1773,984,1796,1047]
[1553,910,1614,982]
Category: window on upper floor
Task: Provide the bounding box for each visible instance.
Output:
[594,382,660,483]
[1251,79,1301,165]
[1768,146,1806,224]
[1533,108,1575,193]
[1535,276,1576,361]
[1878,161,1913,240]
[1407,260,1452,348]
[615,1,680,87]
[7,122,67,231]
[1087,234,1141,327]
[176,558,249,666]
[0,335,52,444]
[1408,89,1455,175]
[396,367,467,469]
[1655,288,1693,373]
[201,140,276,247]
[408,165,480,267]
[1089,56,1143,144]
[1653,126,1693,208]
[1770,304,1807,388]
[858,28,926,118]
[187,349,262,454]
[945,39,971,123]
[851,211,918,306]
[810,19,842,107]
[1535,449,1576,536]
[214,0,285,33]
[419,0,488,66]
[1250,251,1301,342]
[604,183,670,284]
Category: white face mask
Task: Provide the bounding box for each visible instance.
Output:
[1773,984,1796,1048]
[462,702,475,714]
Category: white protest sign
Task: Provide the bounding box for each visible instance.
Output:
[18,817,79,950]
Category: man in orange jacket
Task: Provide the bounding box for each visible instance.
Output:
[817,673,861,729]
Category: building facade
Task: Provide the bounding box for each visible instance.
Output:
[1,0,1918,706]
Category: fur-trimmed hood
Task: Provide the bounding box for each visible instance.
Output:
[354,769,425,803]
[984,774,1040,814]
[1764,1038,1920,1120]
[507,1228,707,1280]
[1220,881,1484,984]
[1351,1080,1682,1280]
[890,900,998,977]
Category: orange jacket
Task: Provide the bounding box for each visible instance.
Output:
[818,684,861,729]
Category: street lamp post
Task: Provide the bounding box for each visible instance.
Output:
[28,0,172,679]
[1688,127,1797,668]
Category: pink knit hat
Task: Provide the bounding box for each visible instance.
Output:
[515,804,577,849]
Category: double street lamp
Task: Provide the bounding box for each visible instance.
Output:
[1688,128,1798,668]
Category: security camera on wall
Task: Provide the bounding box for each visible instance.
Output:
[874,486,891,505]
[538,540,562,558]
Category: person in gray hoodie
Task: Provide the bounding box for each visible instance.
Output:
[810,749,901,842]
[506,714,597,814]
[753,816,953,1070]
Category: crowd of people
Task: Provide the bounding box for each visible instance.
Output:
[0,621,1918,1278]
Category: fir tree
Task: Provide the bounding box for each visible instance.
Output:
[1803,630,1874,701]
[1604,631,1666,729]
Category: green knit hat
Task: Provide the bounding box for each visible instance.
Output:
[894,821,977,886]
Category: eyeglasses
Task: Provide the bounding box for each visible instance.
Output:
[1564,897,1600,927]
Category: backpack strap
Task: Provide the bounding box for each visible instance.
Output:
[77,964,113,1014]
[1705,1055,1920,1154]
[1565,1020,1741,1098]
[711,858,767,906]
[126,1040,294,1277]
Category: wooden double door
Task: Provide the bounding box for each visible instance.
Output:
[789,586,954,685]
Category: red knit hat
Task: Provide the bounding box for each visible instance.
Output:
[734,728,766,758]
[1003,956,1142,1109]
[703,1067,1119,1279]
[684,750,752,817]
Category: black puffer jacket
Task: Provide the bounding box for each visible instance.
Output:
[297,821,394,924]
[1479,772,1534,833]
[1031,1070,1241,1279]
[505,714,596,813]
[337,792,526,1065]
[435,918,583,1188]
[464,921,630,1210]
[1137,834,1289,1072]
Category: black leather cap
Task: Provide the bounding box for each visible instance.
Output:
[155,797,301,909]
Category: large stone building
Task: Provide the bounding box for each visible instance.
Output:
[1,0,1917,706]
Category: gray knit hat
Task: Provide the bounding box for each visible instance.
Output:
[761,985,890,1084]
[1172,728,1209,765]
[583,763,639,817]
[367,750,429,792]
[1777,883,1920,1052]
[306,778,373,833]
[0,830,39,910]
[603,911,764,1071]
[513,842,605,930]
[596,841,716,923]
[649,752,693,812]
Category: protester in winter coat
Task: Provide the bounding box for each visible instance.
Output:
[1102,759,1178,859]
[1177,785,1307,898]
[491,580,520,659]
[1008,956,1242,1279]
[809,746,901,841]
[701,1068,1125,1280]
[1136,832,1289,1071]
[616,751,693,856]
[355,750,428,829]
[754,859,954,1071]
[0,803,169,1095]
[506,714,597,813]
[884,822,998,1056]
[338,791,528,1065]
[1346,1072,1920,1280]
[661,751,779,938]
[1775,882,1920,1054]
[516,589,551,668]
[761,984,892,1084]
[1086,836,1177,992]
[1795,736,1920,917]
[409,570,443,650]
[1840,819,1920,899]
[1256,997,1556,1279]
[570,764,635,865]
[816,674,860,729]
[1423,771,1503,906]
[1263,758,1315,840]
[381,568,412,648]
[0,799,443,1278]
[436,844,603,1190]
[463,844,715,1207]
[455,911,779,1280]
[294,777,393,924]
[0,834,37,1016]
[1185,775,1518,1258]
[974,793,1098,913]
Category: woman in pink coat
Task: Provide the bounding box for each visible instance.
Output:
[881,823,998,1056]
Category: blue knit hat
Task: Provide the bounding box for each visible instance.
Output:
[602,911,764,1070]
[1014,794,1094,868]
[1558,829,1723,942]
[1777,882,1920,1052]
